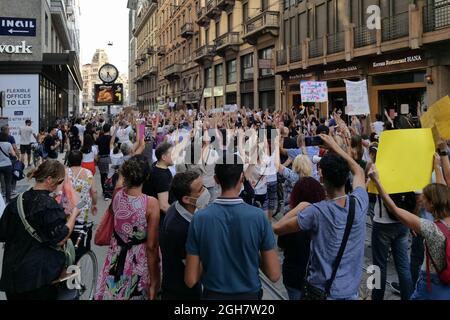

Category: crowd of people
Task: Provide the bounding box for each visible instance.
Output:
[0,104,449,300]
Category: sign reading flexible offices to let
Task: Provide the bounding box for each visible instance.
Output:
[0,17,36,37]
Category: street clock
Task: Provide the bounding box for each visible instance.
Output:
[98,63,119,84]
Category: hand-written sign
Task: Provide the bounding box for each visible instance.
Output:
[345,80,370,115]
[300,81,328,103]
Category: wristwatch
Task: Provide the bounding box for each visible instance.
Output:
[439,150,449,156]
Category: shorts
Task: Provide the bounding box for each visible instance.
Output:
[254,193,268,211]
[20,144,31,155]
[81,161,96,176]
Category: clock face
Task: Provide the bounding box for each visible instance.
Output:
[99,64,119,83]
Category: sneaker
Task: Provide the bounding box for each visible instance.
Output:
[104,195,112,201]
[390,282,400,295]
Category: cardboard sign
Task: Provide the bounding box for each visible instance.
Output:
[344,80,370,115]
[420,95,450,139]
[368,129,435,194]
[300,81,328,102]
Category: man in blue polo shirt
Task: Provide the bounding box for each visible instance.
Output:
[185,156,281,300]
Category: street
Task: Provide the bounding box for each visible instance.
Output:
[0,156,400,300]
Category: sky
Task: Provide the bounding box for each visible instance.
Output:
[79,0,129,74]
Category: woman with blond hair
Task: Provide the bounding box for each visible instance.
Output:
[0,160,80,300]
[277,154,313,213]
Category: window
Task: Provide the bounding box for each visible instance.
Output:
[227,13,233,32]
[259,47,273,77]
[226,59,236,84]
[215,64,223,86]
[205,27,209,44]
[243,1,249,22]
[215,20,220,38]
[45,13,49,46]
[205,67,213,87]
[241,54,253,80]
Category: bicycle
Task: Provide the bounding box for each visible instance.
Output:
[73,221,98,300]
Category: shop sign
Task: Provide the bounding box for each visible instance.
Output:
[289,72,314,81]
[258,59,273,69]
[322,64,361,80]
[203,88,212,98]
[226,83,237,92]
[0,17,36,37]
[0,74,39,143]
[368,50,426,74]
[213,86,224,97]
[0,41,32,54]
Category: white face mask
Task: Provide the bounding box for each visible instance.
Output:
[190,188,211,210]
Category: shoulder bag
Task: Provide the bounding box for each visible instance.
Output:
[16,192,75,267]
[303,196,356,300]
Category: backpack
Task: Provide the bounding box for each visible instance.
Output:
[426,221,450,287]
[12,160,25,180]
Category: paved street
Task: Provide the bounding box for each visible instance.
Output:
[0,156,401,300]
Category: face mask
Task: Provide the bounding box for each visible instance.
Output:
[190,188,210,209]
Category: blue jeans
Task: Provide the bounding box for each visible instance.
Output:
[285,286,302,300]
[410,271,450,300]
[371,222,414,300]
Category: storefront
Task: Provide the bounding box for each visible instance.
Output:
[284,71,316,109]
[367,50,427,117]
[320,62,364,114]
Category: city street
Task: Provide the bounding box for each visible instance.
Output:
[0,156,400,300]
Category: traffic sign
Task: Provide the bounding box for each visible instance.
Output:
[0,17,36,37]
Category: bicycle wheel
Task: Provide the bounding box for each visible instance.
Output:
[76,250,98,300]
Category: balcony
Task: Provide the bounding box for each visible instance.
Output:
[181,22,195,38]
[276,49,287,66]
[215,32,240,56]
[135,58,142,66]
[424,2,450,32]
[196,7,210,27]
[194,45,216,64]
[186,91,202,102]
[382,11,409,41]
[289,45,302,63]
[216,0,236,11]
[147,46,155,55]
[206,0,221,19]
[327,31,345,54]
[243,11,279,45]
[354,25,376,48]
[157,46,166,56]
[309,38,324,58]
[164,63,183,80]
[147,65,158,76]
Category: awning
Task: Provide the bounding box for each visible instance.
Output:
[42,51,83,91]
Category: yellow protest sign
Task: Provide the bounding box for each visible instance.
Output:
[368,129,435,194]
[420,95,450,139]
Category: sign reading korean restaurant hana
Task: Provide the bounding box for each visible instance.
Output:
[368,50,427,74]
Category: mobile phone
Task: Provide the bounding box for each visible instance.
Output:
[76,199,89,210]
[305,136,323,147]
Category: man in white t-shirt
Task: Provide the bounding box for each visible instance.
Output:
[116,121,133,145]
[19,120,37,167]
[74,118,85,142]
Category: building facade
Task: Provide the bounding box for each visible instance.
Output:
[155,0,203,110]
[275,0,450,118]
[0,0,82,141]
[129,0,159,112]
[128,0,138,109]
[195,0,281,111]
[81,49,109,112]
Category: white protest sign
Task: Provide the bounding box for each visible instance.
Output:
[300,81,328,102]
[345,79,370,115]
